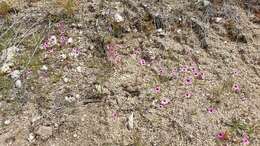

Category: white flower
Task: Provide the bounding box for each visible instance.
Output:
[67,37,73,44]
[49,35,57,47]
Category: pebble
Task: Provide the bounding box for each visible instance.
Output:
[41,65,48,71]
[63,77,69,83]
[114,13,124,22]
[35,126,53,140]
[28,133,35,142]
[76,66,82,73]
[15,80,22,88]
[127,113,134,130]
[4,119,11,125]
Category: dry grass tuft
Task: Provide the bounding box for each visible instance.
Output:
[55,0,77,15]
[0,1,11,16]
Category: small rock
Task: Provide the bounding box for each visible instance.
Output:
[127,112,134,130]
[73,133,77,138]
[114,13,124,22]
[41,65,48,71]
[0,46,19,73]
[28,133,35,142]
[75,94,80,99]
[4,119,11,125]
[15,80,22,88]
[36,126,53,140]
[177,29,181,33]
[63,77,69,83]
[76,66,82,73]
[215,17,222,23]
[65,95,75,102]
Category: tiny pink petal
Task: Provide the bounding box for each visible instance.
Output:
[139,59,146,65]
[154,86,161,93]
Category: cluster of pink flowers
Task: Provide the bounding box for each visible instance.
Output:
[216,131,250,145]
[106,43,122,64]
[232,83,241,93]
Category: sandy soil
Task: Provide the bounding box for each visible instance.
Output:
[0,0,260,145]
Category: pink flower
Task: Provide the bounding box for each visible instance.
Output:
[180,65,188,73]
[139,59,146,65]
[112,112,118,120]
[72,48,81,56]
[160,98,170,105]
[216,132,225,141]
[43,41,49,49]
[193,71,200,77]
[184,76,193,85]
[60,35,67,45]
[232,83,241,93]
[190,66,197,72]
[232,69,240,76]
[154,86,161,93]
[207,107,216,113]
[184,92,192,98]
[242,136,250,145]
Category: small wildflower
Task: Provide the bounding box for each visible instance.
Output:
[184,76,193,85]
[232,69,240,76]
[49,35,57,47]
[112,112,118,120]
[232,83,241,93]
[72,48,81,57]
[180,65,188,73]
[158,104,164,109]
[216,132,225,141]
[160,98,170,105]
[193,71,200,77]
[154,86,161,93]
[242,135,250,145]
[139,59,146,65]
[43,41,49,49]
[60,35,67,45]
[184,92,192,98]
[207,107,216,113]
[67,37,73,44]
[190,66,197,72]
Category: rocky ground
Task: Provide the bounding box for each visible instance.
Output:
[0,0,260,145]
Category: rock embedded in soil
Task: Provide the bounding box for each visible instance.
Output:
[35,126,53,140]
[15,80,22,88]
[0,46,19,73]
